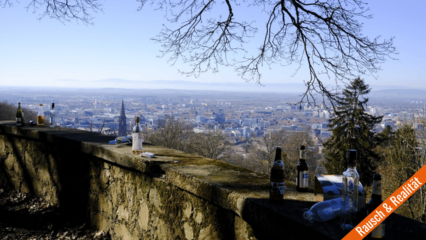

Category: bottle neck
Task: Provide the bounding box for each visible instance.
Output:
[372,179,382,197]
[274,148,282,161]
[299,150,306,160]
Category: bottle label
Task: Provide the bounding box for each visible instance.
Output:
[371,223,385,238]
[372,180,382,195]
[270,181,285,195]
[132,132,143,151]
[300,150,306,159]
[298,171,309,188]
[16,118,21,126]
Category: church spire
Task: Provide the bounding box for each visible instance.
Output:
[118,99,127,136]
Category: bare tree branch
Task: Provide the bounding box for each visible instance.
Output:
[4,0,397,106]
[18,0,102,24]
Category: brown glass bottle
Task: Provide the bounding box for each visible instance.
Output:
[16,102,23,127]
[270,146,285,203]
[296,145,309,192]
[366,174,385,239]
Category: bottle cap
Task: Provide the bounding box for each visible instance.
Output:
[373,173,382,180]
[275,146,282,149]
[348,149,357,165]
[300,145,306,150]
[52,103,55,108]
[39,104,43,106]
[135,117,140,123]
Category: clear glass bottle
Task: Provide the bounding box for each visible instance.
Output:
[132,117,143,155]
[50,103,56,127]
[296,145,309,192]
[16,102,23,127]
[37,104,45,126]
[304,198,342,222]
[340,149,360,230]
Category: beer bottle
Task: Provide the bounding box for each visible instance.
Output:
[296,145,309,192]
[270,146,285,203]
[16,102,23,127]
[367,173,385,239]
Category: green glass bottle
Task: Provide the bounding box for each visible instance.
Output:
[16,102,23,127]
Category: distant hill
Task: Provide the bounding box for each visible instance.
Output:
[53,79,422,96]
[369,89,426,100]
[56,79,310,93]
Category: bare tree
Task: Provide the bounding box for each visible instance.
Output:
[188,131,229,159]
[146,116,192,151]
[3,0,396,106]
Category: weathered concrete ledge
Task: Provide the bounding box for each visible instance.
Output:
[1,121,425,239]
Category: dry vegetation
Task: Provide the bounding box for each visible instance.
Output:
[375,123,426,223]
[146,117,324,185]
[0,101,37,122]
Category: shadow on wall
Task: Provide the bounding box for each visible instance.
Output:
[0,127,106,227]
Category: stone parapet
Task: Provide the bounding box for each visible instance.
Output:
[0,121,425,239]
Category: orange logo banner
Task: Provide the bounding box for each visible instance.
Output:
[342,164,426,240]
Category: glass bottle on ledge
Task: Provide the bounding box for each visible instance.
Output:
[132,117,143,155]
[37,104,45,127]
[16,102,23,127]
[367,173,385,239]
[50,103,56,127]
[270,146,285,203]
[296,145,309,192]
[340,149,360,231]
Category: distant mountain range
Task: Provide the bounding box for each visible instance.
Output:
[54,78,419,93]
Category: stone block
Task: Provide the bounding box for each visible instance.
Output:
[149,188,163,214]
[4,154,15,171]
[139,203,149,230]
[183,222,194,240]
[195,212,203,224]
[184,202,193,219]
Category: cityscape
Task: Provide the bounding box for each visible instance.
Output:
[2,85,426,157]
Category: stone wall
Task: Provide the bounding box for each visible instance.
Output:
[1,122,425,240]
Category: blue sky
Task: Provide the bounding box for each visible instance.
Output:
[0,0,425,89]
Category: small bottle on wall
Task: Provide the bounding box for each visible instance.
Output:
[296,145,309,192]
[270,146,285,203]
[16,102,23,127]
[37,104,45,127]
[50,103,56,127]
[132,117,143,155]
